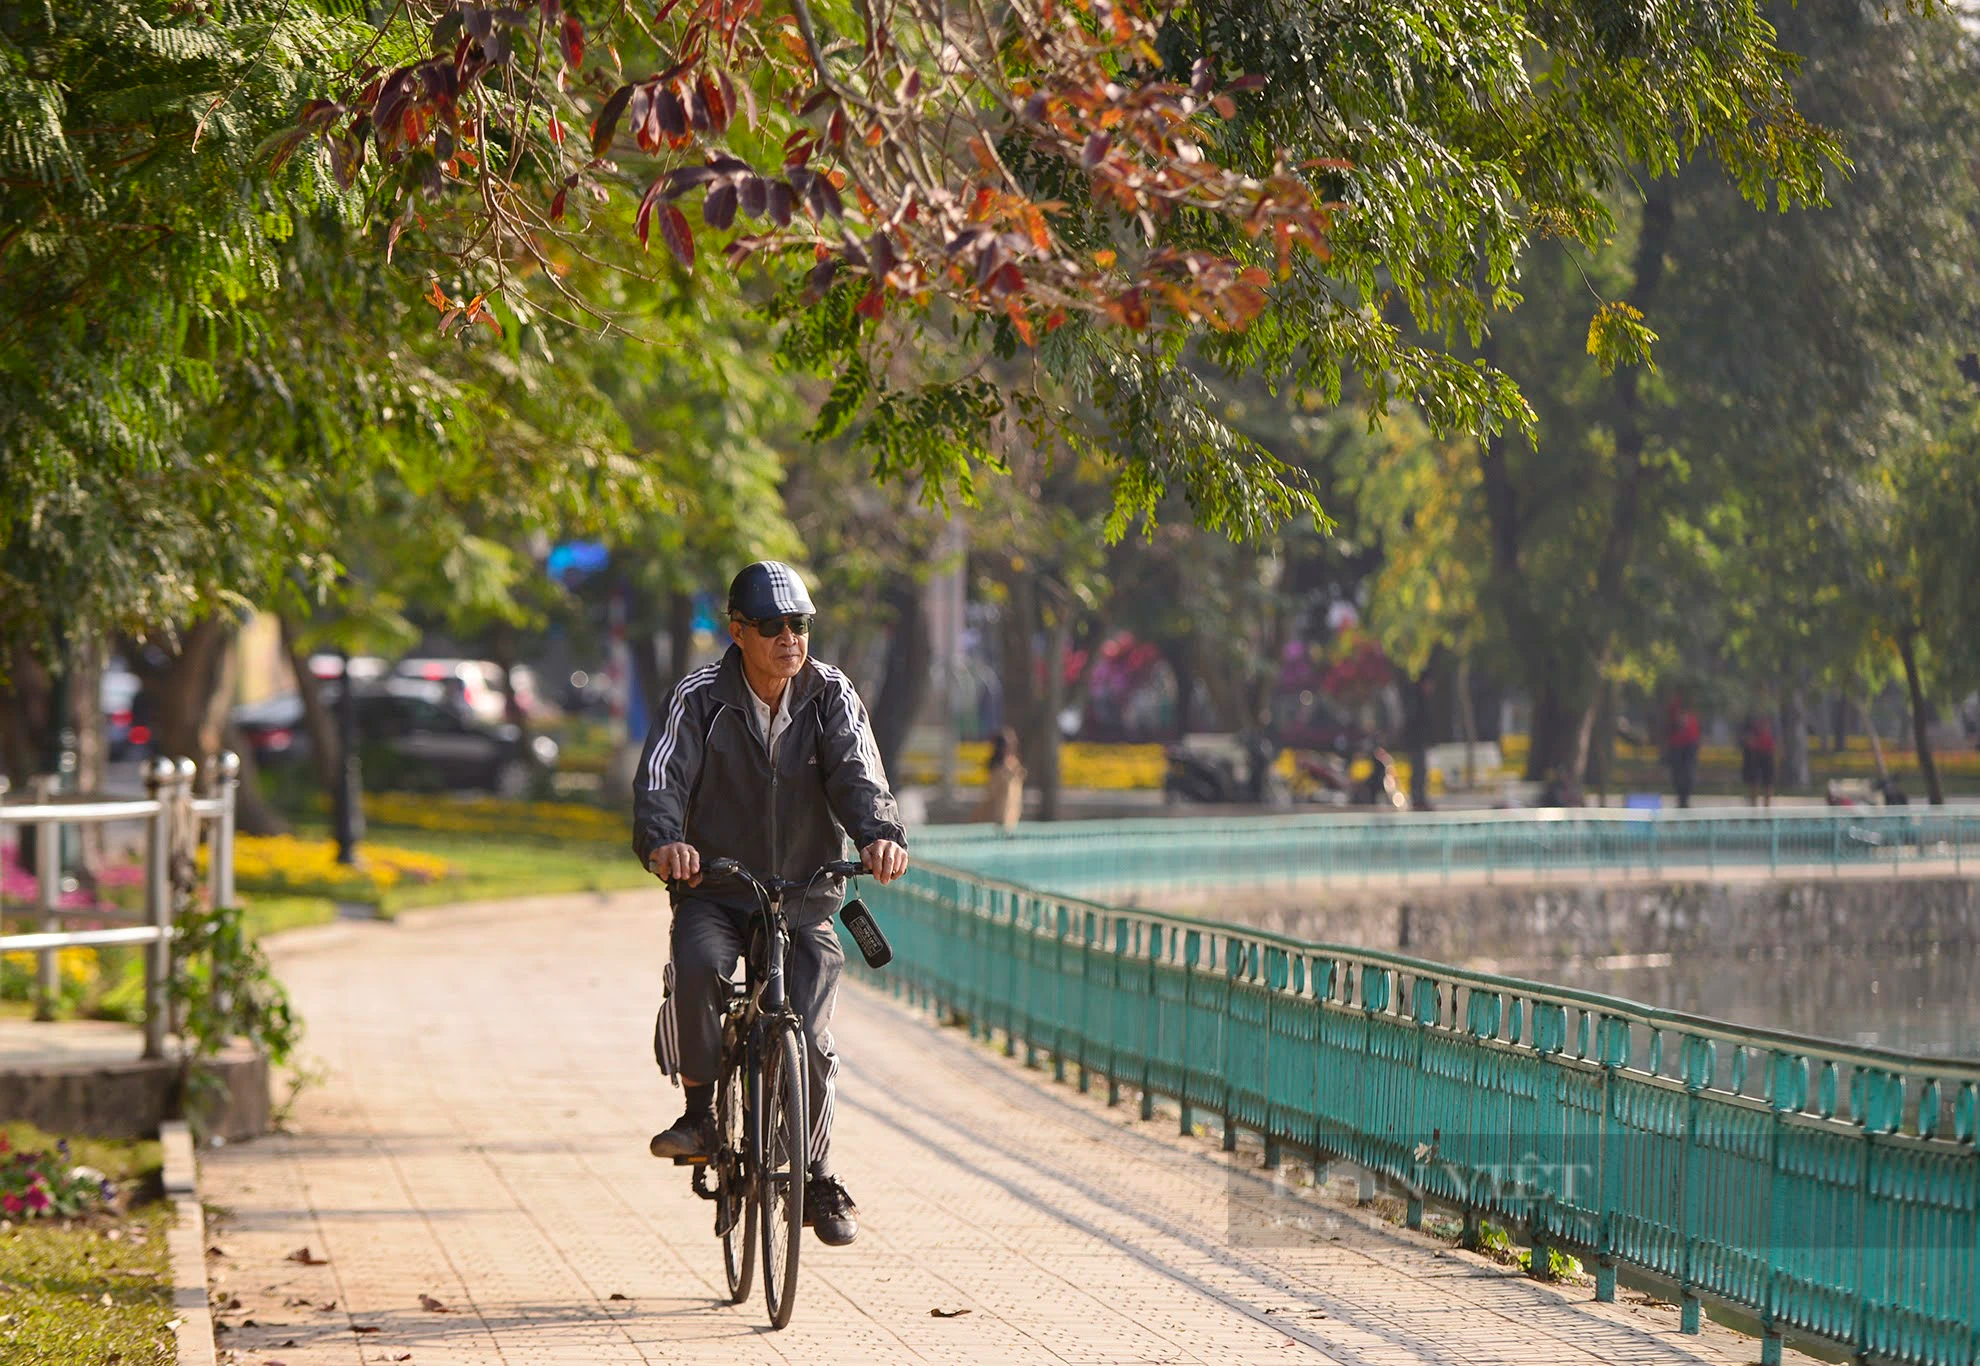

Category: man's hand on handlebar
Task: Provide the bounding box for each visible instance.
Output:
[648,841,701,887]
[860,839,908,884]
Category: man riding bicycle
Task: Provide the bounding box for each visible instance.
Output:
[633,561,908,1248]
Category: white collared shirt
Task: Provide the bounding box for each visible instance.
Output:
[749,682,793,761]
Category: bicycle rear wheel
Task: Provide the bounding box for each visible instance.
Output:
[717,1047,755,1304]
[757,1020,807,1329]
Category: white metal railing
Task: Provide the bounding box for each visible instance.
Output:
[0,753,239,1059]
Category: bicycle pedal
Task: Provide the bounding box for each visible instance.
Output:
[672,1154,710,1166]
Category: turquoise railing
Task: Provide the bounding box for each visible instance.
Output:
[851,854,1980,1366]
[910,807,1979,895]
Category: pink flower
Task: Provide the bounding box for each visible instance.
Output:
[25,1186,49,1212]
[2,1193,23,1215]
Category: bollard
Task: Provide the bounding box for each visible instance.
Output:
[32,775,58,1021]
[212,752,240,910]
[142,757,177,1060]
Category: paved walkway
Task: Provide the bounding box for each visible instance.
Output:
[200,892,1813,1365]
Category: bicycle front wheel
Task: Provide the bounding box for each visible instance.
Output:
[717,1046,755,1304]
[757,1020,807,1329]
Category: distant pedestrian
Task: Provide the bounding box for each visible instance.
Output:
[1739,711,1777,807]
[1665,693,1702,809]
[976,727,1025,828]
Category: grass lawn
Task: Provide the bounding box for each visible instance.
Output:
[358,827,650,913]
[0,1124,174,1366]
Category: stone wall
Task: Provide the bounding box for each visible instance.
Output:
[1128,877,1980,966]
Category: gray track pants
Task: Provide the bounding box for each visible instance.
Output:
[666,898,845,1176]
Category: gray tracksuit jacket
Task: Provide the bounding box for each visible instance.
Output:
[631,646,906,923]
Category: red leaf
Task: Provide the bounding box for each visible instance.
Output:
[704,180,737,229]
[1081,132,1110,170]
[559,13,584,67]
[737,173,766,218]
[656,86,687,138]
[591,83,632,155]
[699,73,729,132]
[550,186,568,220]
[855,284,885,320]
[548,114,564,146]
[635,177,664,246]
[660,204,695,267]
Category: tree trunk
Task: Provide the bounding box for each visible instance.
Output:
[1456,655,1478,788]
[1163,636,1198,737]
[1861,690,1890,782]
[1781,689,1811,791]
[281,615,342,794]
[667,590,695,688]
[1897,629,1944,804]
[1587,677,1619,807]
[1403,664,1435,810]
[1525,680,1580,782]
[224,721,290,835]
[870,573,932,780]
[0,640,54,785]
[1036,604,1068,822]
[142,618,230,764]
[491,622,529,736]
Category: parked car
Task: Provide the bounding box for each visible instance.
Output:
[392,658,543,726]
[360,680,558,796]
[231,690,316,767]
[230,679,558,796]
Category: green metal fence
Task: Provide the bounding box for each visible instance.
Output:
[853,856,1980,1366]
[911,807,1980,895]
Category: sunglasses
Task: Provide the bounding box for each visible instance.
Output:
[734,613,813,639]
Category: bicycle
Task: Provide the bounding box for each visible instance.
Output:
[669,855,865,1329]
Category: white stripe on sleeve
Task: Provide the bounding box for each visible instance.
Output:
[646,662,722,792]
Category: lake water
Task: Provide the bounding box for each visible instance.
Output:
[1520,944,1980,1059]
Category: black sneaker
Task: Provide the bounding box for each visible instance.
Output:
[649,1112,717,1160]
[803,1173,859,1247]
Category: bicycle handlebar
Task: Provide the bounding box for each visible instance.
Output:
[697,856,864,896]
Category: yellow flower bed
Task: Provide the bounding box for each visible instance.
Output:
[902,742,1170,790]
[0,946,100,998]
[361,792,626,844]
[218,835,459,900]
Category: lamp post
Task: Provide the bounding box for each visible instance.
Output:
[332,647,365,864]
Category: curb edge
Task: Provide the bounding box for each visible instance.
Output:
[160,1119,216,1366]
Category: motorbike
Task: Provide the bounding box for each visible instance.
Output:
[1162,732,1291,806]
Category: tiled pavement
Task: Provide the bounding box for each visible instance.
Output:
[202,891,1811,1365]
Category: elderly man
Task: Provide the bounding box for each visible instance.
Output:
[632,561,908,1247]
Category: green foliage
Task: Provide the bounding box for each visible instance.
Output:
[171,901,301,1070]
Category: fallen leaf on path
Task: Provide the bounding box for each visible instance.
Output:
[608,1293,629,1301]
[206,1245,228,1258]
[418,1294,453,1313]
[930,1307,972,1318]
[286,1247,330,1265]
[352,1324,381,1333]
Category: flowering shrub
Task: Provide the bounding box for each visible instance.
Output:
[0,844,143,906]
[0,946,101,1009]
[215,835,458,900]
[0,1133,115,1220]
[362,792,627,844]
[901,742,1169,791]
